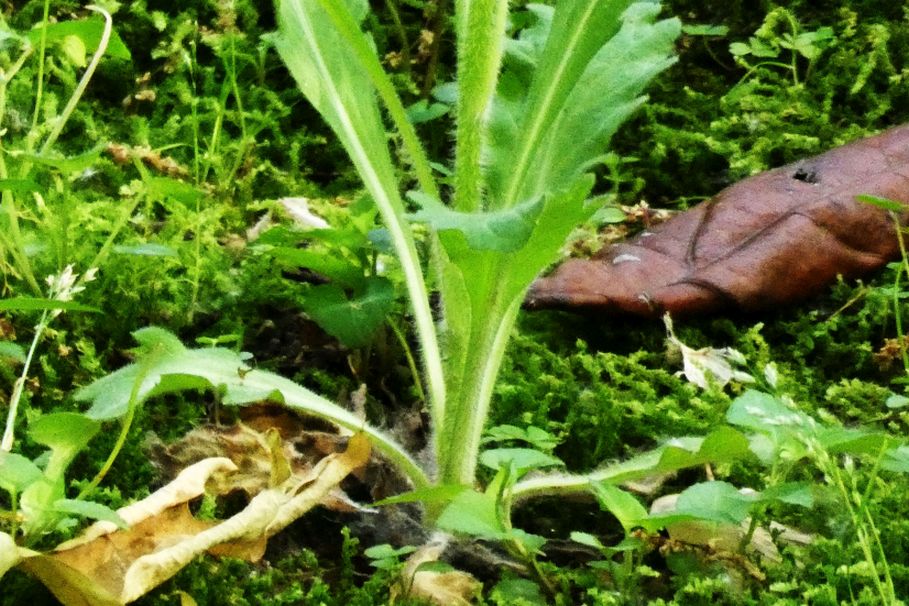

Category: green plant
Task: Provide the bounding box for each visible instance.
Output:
[722,387,907,604]
[79,0,695,504]
[0,269,130,555]
[0,5,132,294]
[728,7,834,87]
[269,0,684,487]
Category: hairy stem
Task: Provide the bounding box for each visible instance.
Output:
[452,0,508,211]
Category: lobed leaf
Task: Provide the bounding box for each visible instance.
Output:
[485,1,679,207]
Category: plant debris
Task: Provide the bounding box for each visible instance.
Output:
[527,124,909,316]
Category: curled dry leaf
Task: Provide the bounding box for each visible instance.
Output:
[392,537,481,606]
[148,407,370,510]
[527,124,909,316]
[16,434,371,606]
[664,313,753,389]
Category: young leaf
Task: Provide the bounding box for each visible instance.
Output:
[762,482,814,507]
[589,482,648,533]
[0,297,99,313]
[302,278,394,348]
[28,413,101,482]
[726,390,813,435]
[479,448,563,475]
[856,194,907,212]
[663,481,757,525]
[15,144,106,174]
[882,445,909,473]
[408,191,543,252]
[373,484,469,507]
[436,488,506,539]
[0,452,43,495]
[0,341,26,363]
[485,1,680,207]
[512,427,752,500]
[51,499,127,528]
[112,243,179,257]
[144,177,205,207]
[267,247,366,286]
[26,16,131,60]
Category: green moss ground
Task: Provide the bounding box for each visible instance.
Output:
[4,0,909,603]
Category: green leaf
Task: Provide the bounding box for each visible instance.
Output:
[364,543,417,560]
[272,0,440,414]
[479,448,563,474]
[0,452,42,495]
[589,482,648,533]
[511,528,546,554]
[503,176,597,297]
[591,205,627,225]
[655,427,752,474]
[856,194,907,212]
[513,427,753,503]
[491,578,547,606]
[51,498,127,528]
[436,488,506,538]
[365,543,418,569]
[570,531,605,550]
[486,1,679,206]
[60,34,87,67]
[0,179,41,195]
[26,16,131,60]
[728,41,752,56]
[0,341,25,363]
[405,99,450,124]
[482,424,560,452]
[267,247,365,286]
[373,484,469,507]
[20,477,62,536]
[682,24,728,37]
[762,482,813,507]
[75,327,428,488]
[886,393,909,410]
[408,191,544,252]
[16,144,105,173]
[112,243,179,257]
[726,389,813,434]
[668,481,756,525]
[815,427,892,456]
[302,278,394,348]
[882,445,909,473]
[145,177,205,207]
[0,297,100,313]
[28,413,101,483]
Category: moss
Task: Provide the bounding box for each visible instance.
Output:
[614,2,909,206]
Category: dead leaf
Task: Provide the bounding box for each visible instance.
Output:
[664,313,753,388]
[527,124,909,316]
[105,144,188,178]
[392,538,481,606]
[17,435,371,605]
[147,413,371,513]
[148,424,300,497]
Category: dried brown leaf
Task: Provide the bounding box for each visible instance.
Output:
[17,435,371,605]
[393,540,480,606]
[528,124,909,316]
